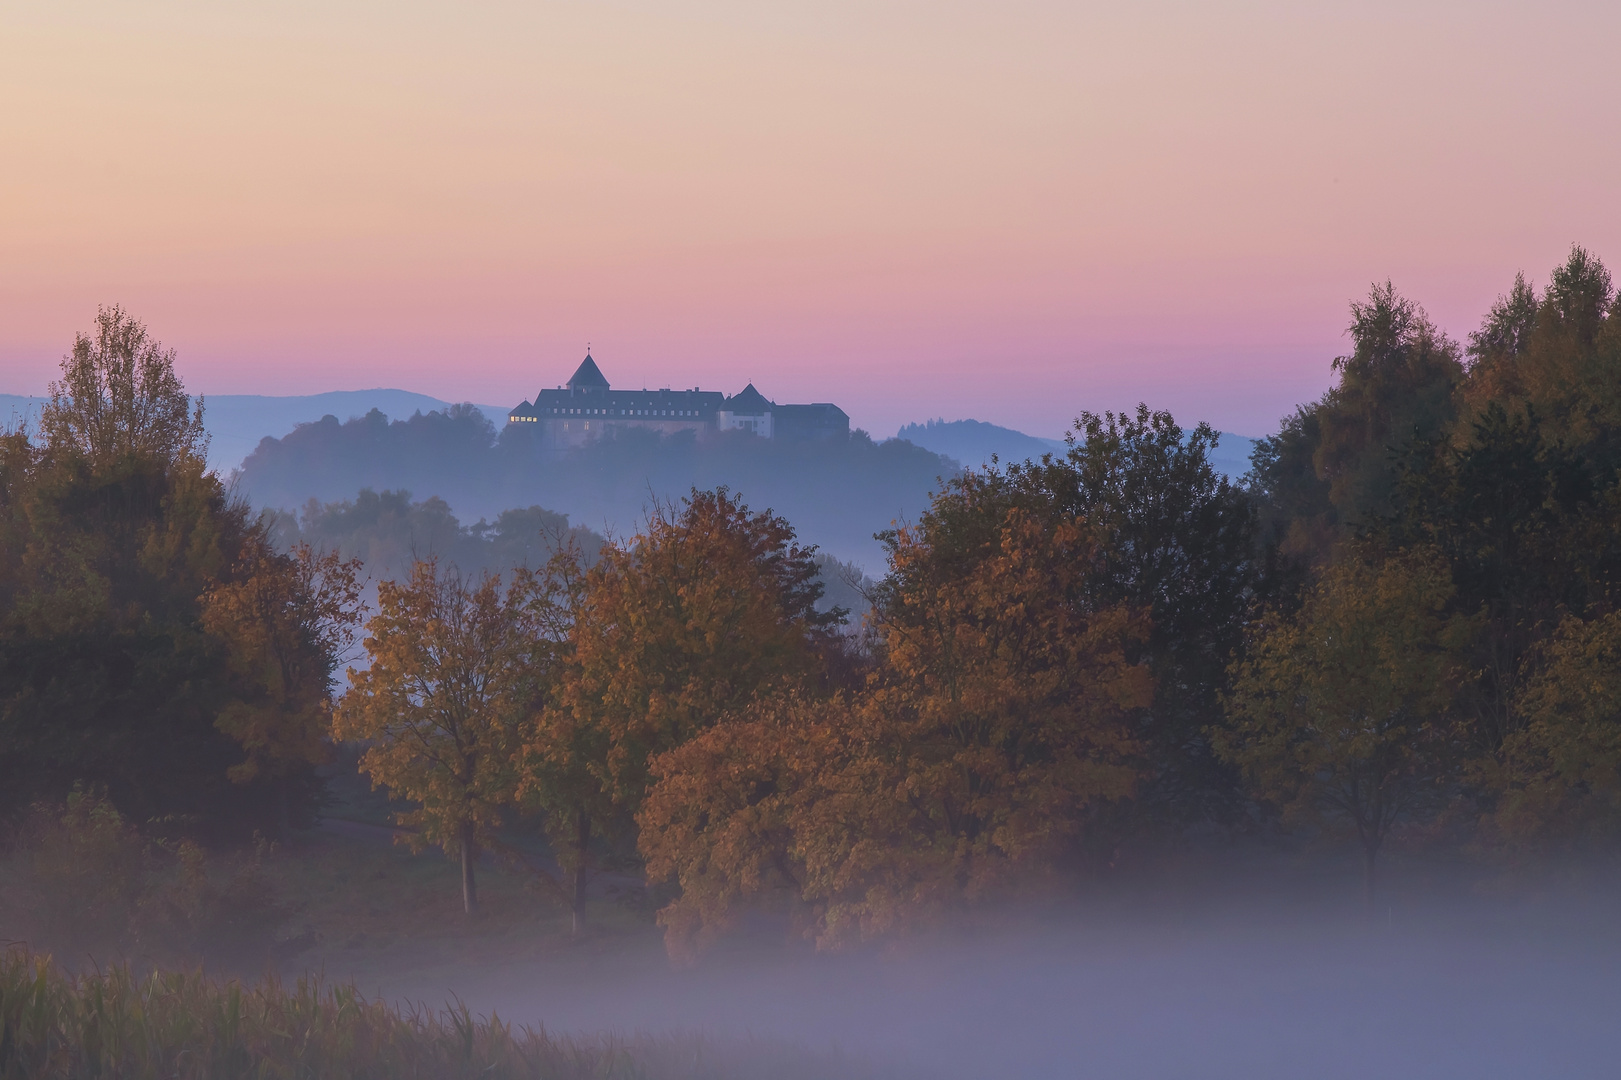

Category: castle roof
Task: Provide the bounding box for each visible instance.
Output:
[567,354,610,390]
[725,383,773,414]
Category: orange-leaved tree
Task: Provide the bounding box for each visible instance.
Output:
[201,535,363,838]
[836,480,1150,941]
[565,488,841,811]
[639,470,1152,956]
[335,560,540,915]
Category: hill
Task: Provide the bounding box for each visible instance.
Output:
[236,409,956,570]
[896,417,1257,479]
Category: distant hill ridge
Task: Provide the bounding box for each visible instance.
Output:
[4,390,1257,482]
[894,417,1256,480]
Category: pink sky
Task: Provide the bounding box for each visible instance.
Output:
[3,0,1617,438]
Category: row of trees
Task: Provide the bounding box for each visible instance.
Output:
[7,245,1620,957]
[339,247,1621,949]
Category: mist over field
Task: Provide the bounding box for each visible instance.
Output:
[320,854,1621,1080]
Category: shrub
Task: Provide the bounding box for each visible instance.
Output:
[14,789,149,956]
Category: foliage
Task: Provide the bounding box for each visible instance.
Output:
[1248,282,1462,565]
[0,309,339,834]
[265,487,603,584]
[201,539,363,834]
[0,947,882,1080]
[566,488,841,809]
[640,475,1151,956]
[7,789,288,965]
[1217,549,1463,906]
[1038,405,1265,819]
[14,789,150,956]
[334,560,543,913]
[0,947,635,1080]
[508,537,616,935]
[237,411,957,568]
[1492,611,1621,850]
[38,305,208,469]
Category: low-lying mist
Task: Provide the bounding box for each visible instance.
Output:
[356,869,1621,1080]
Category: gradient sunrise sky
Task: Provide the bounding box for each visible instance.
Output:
[3,0,1617,438]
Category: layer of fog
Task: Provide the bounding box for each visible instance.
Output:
[351,871,1621,1080]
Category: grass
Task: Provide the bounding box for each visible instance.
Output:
[0,947,893,1080]
[0,945,642,1079]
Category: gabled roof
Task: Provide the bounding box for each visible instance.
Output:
[724,382,773,414]
[567,354,610,390]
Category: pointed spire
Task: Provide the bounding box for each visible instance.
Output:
[567,353,609,391]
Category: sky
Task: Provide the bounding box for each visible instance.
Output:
[2,1,1617,439]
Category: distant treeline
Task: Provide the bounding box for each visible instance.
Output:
[235,408,957,568]
[5,246,1621,957]
[265,487,872,620]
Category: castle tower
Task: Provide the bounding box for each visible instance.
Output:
[566,354,610,400]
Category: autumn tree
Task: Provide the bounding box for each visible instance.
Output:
[201,537,363,838]
[335,561,541,915]
[39,305,208,469]
[637,691,852,960]
[1027,405,1265,821]
[509,535,618,936]
[639,472,1151,956]
[564,488,840,811]
[1216,548,1462,910]
[850,480,1151,932]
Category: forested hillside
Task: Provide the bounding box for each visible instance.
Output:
[235,412,957,567]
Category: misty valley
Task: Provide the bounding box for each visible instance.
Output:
[6,247,1621,1078]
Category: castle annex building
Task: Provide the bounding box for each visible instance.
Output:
[507,354,849,451]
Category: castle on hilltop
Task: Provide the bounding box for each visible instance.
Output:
[507,354,850,451]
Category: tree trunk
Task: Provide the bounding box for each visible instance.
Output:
[460,822,479,916]
[571,807,590,938]
[1362,840,1378,916]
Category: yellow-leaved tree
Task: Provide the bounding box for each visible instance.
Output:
[335,560,540,915]
[1216,547,1463,910]
[1493,610,1621,849]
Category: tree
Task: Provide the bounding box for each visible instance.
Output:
[636,691,851,960]
[853,484,1151,932]
[639,474,1151,957]
[0,308,304,833]
[1248,283,1462,567]
[39,305,207,469]
[1216,549,1461,910]
[201,538,363,838]
[564,488,840,810]
[1493,610,1621,850]
[334,561,540,915]
[1034,405,1265,820]
[510,536,617,936]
